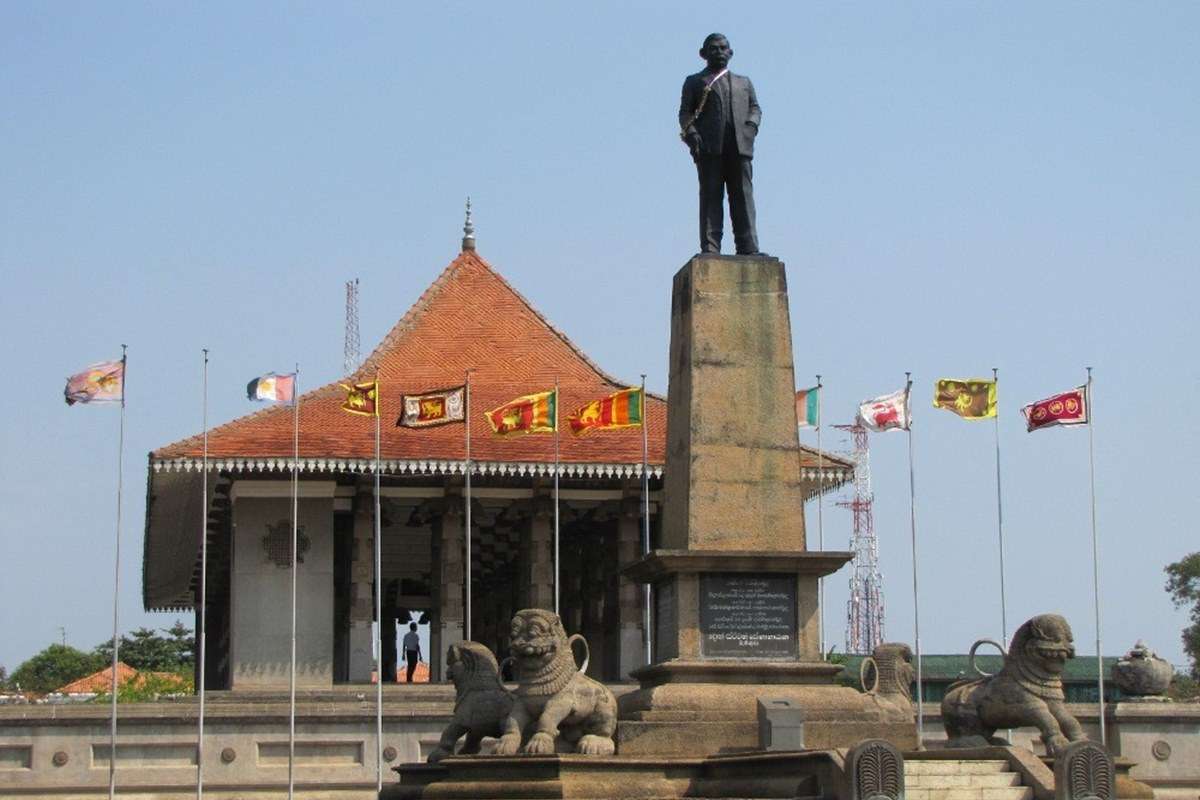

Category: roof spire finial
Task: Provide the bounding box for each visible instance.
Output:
[462,197,476,251]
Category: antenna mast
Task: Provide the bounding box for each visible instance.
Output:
[836,422,885,654]
[344,278,361,375]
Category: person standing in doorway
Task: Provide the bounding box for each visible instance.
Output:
[402,622,422,683]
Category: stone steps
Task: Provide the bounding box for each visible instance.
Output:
[905,760,1032,800]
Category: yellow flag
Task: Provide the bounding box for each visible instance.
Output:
[933,378,997,420]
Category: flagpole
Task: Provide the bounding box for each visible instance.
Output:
[815,374,824,658]
[640,375,652,666]
[1086,367,1106,746]
[992,367,1008,647]
[108,344,127,800]
[465,370,473,642]
[373,370,384,792]
[197,349,209,800]
[553,377,560,616]
[905,372,924,747]
[288,364,299,800]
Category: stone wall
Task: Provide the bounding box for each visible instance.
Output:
[0,697,1195,798]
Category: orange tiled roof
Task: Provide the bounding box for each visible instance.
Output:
[56,662,138,694]
[153,250,666,467]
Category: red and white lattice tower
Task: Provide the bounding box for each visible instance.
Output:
[836,422,885,654]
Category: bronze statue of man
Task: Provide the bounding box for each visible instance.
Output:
[679,33,762,255]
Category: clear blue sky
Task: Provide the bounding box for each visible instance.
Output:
[2,3,1197,675]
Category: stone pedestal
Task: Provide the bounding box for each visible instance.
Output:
[618,255,916,756]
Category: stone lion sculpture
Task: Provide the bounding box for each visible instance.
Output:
[942,613,1086,755]
[493,608,618,756]
[426,641,513,763]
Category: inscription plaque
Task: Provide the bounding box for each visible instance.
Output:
[699,573,798,659]
[654,578,679,662]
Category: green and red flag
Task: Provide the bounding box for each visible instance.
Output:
[795,386,819,428]
[485,390,556,436]
[567,387,643,435]
[399,386,465,428]
[1021,386,1087,432]
[340,380,379,417]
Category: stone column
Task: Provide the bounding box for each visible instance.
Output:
[616,493,647,679]
[434,494,464,681]
[521,492,555,611]
[346,485,375,682]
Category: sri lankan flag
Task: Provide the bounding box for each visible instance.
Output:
[485,390,556,435]
[341,380,379,417]
[568,387,643,435]
[933,378,997,420]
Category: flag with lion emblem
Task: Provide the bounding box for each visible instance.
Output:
[933,378,997,420]
[485,390,556,435]
[567,387,643,435]
[398,386,465,428]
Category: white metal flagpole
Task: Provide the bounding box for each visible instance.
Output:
[904,372,924,747]
[815,374,824,657]
[108,344,127,800]
[288,365,299,800]
[373,371,383,792]
[197,349,209,800]
[640,375,652,665]
[465,371,473,642]
[553,377,560,615]
[1086,367,1106,746]
[992,367,1008,647]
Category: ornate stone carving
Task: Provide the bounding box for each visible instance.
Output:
[427,642,513,763]
[1053,740,1114,800]
[1112,640,1173,700]
[862,642,915,717]
[51,750,69,767]
[1150,740,1171,761]
[382,745,398,763]
[220,747,236,764]
[493,609,618,756]
[847,738,905,800]
[942,613,1087,756]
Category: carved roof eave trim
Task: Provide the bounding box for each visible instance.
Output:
[149,456,853,487]
[150,456,666,481]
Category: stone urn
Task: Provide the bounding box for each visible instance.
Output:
[1112,640,1173,699]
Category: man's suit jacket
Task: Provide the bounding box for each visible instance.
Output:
[679,70,761,158]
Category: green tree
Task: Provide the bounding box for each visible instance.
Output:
[93,622,194,672]
[9,645,105,694]
[1165,552,1200,678]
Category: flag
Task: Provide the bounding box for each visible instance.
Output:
[795,386,819,428]
[341,380,379,417]
[399,386,465,428]
[567,387,643,435]
[65,360,124,405]
[933,378,997,420]
[485,390,556,435]
[1021,386,1087,432]
[857,388,911,432]
[247,373,295,403]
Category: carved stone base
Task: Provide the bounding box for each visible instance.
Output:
[384,751,843,800]
[616,662,917,756]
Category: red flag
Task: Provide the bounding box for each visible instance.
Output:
[1021,386,1088,432]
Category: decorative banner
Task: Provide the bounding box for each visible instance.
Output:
[1021,386,1088,432]
[340,380,379,417]
[399,386,465,428]
[795,386,820,428]
[65,360,125,405]
[485,390,556,436]
[247,373,295,403]
[857,388,911,432]
[568,387,643,435]
[933,378,997,420]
